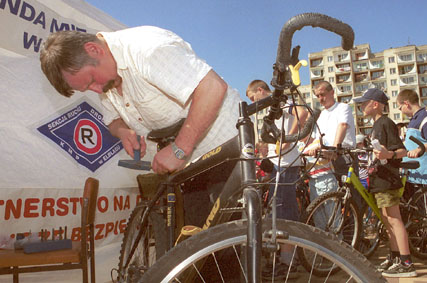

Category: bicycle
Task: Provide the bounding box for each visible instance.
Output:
[135,13,386,283]
[301,138,426,276]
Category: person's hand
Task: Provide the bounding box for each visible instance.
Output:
[373,145,390,160]
[118,129,147,159]
[151,145,186,174]
[407,148,422,158]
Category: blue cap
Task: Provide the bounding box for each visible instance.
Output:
[353,88,389,105]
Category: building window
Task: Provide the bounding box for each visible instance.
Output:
[419,65,427,74]
[388,56,395,63]
[327,56,333,62]
[392,91,398,97]
[390,68,396,74]
[418,53,427,62]
[402,76,416,84]
[329,77,334,83]
[328,66,334,72]
[400,54,413,62]
[393,102,398,109]
[394,113,400,120]
[311,58,322,67]
[391,79,397,86]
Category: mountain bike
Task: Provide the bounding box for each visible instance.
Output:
[137,13,386,283]
[301,139,426,276]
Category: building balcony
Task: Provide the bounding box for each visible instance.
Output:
[399,64,416,75]
[352,50,369,61]
[335,64,351,73]
[310,58,323,68]
[336,75,352,84]
[336,85,352,95]
[354,73,370,83]
[369,61,384,69]
[334,52,350,63]
[397,53,415,64]
[417,53,427,62]
[310,69,324,78]
[399,76,417,86]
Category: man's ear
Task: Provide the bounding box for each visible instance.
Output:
[83,42,104,58]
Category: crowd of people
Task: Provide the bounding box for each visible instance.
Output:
[250,80,426,279]
[39,25,425,279]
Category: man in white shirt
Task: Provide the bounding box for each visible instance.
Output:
[40,27,241,227]
[306,81,356,202]
[40,27,240,175]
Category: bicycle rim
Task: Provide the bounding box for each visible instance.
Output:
[302,191,361,276]
[407,187,427,259]
[359,203,381,258]
[139,220,384,283]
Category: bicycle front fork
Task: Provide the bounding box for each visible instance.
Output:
[244,187,262,283]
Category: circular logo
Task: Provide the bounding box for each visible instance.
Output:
[242,143,255,159]
[74,119,102,155]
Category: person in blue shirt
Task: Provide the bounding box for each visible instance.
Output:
[397,89,427,196]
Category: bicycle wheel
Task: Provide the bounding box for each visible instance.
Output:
[358,203,382,258]
[407,187,427,259]
[116,204,167,282]
[139,219,385,282]
[301,190,361,276]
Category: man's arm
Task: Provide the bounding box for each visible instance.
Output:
[333,122,349,147]
[108,118,147,158]
[280,105,309,151]
[151,69,227,174]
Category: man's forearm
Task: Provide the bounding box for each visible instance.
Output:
[174,70,227,156]
[333,123,348,147]
[108,118,130,138]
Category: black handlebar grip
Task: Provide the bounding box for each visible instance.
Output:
[276,13,354,70]
[409,136,426,157]
[283,108,321,143]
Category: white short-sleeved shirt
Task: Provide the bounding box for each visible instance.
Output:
[267,103,302,167]
[315,102,356,148]
[98,26,240,160]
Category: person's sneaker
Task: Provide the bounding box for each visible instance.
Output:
[262,262,299,280]
[376,255,394,272]
[382,258,417,278]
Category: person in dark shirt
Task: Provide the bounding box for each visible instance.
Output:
[354,88,416,278]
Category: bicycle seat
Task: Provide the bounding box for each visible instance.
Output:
[400,161,419,170]
[147,118,185,142]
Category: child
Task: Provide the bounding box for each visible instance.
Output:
[354,88,416,278]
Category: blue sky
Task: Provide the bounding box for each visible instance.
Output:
[85,0,426,101]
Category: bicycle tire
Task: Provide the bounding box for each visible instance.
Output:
[139,219,385,283]
[407,187,427,259]
[301,190,361,276]
[116,204,167,282]
[358,203,381,258]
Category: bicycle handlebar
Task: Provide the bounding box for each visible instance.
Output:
[275,13,354,72]
[409,135,426,157]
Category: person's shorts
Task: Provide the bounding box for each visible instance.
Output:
[374,189,401,208]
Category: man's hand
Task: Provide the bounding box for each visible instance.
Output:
[108,118,147,159]
[373,145,390,160]
[151,145,185,174]
[120,131,147,159]
[408,147,423,158]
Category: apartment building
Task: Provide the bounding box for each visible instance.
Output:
[305,43,427,135]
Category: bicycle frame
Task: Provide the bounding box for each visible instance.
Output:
[121,12,356,283]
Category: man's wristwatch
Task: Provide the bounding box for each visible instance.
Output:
[171,142,186,160]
